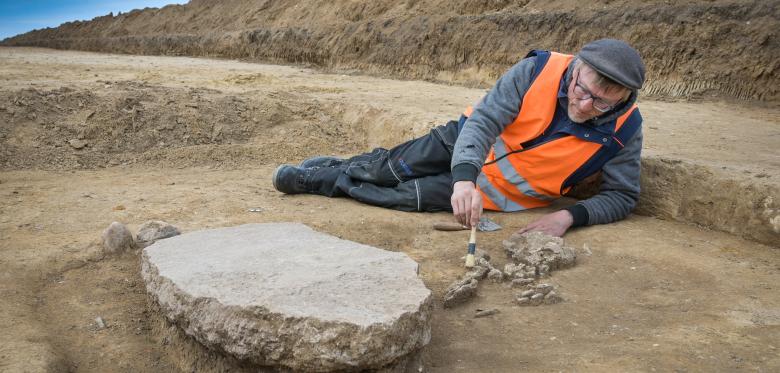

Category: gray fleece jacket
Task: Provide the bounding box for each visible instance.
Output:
[451,55,643,227]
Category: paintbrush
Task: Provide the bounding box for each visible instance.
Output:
[465,226,477,268]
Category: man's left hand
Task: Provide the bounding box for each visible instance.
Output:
[517,210,574,237]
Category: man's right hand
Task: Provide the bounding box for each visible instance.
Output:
[451,181,483,228]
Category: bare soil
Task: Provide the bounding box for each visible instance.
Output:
[1,47,778,372]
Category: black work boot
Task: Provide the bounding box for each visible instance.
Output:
[299,156,345,169]
[272,165,310,194]
[272,165,343,196]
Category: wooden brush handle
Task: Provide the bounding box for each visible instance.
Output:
[433,222,468,231]
[467,226,477,254]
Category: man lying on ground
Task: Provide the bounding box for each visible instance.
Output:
[272,39,646,237]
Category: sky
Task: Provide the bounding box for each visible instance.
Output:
[0,0,189,40]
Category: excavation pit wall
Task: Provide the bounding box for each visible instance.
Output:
[1,82,776,248]
[3,0,779,103]
[637,157,779,247]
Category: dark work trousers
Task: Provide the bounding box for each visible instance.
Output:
[309,120,461,212]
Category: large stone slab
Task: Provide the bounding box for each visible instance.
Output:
[141,223,432,372]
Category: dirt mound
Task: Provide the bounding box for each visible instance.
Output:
[3,0,778,102]
[0,82,371,170]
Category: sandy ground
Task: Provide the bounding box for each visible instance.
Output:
[1,47,778,372]
[1,47,777,180]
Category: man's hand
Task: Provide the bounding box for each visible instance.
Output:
[451,181,482,228]
[518,210,574,237]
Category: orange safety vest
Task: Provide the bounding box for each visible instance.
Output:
[464,52,638,212]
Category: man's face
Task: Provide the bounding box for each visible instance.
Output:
[566,64,629,123]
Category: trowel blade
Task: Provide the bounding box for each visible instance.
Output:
[477,217,502,232]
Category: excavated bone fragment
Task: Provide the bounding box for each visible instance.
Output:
[443,278,479,308]
[516,283,562,307]
[503,231,576,272]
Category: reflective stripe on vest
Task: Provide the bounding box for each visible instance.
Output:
[492,137,555,202]
[469,52,636,212]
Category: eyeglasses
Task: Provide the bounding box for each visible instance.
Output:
[572,71,620,113]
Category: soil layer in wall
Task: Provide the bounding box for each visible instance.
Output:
[3,0,778,102]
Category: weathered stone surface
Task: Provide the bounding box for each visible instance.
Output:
[443,253,498,308]
[68,138,87,149]
[516,296,530,305]
[136,220,180,248]
[443,277,478,308]
[511,278,534,287]
[464,265,489,282]
[544,291,563,305]
[516,283,561,307]
[503,231,576,271]
[487,268,503,283]
[141,223,432,372]
[503,263,525,278]
[535,283,554,295]
[101,221,134,254]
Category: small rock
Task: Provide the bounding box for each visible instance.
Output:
[101,222,134,254]
[443,278,478,308]
[474,308,499,318]
[464,265,490,281]
[520,289,535,298]
[535,283,553,295]
[511,278,534,287]
[475,257,493,269]
[530,293,544,305]
[516,296,530,306]
[503,263,525,278]
[487,268,503,283]
[543,291,562,305]
[136,220,181,248]
[68,139,87,149]
[95,316,107,329]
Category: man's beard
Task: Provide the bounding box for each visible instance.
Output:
[567,101,592,123]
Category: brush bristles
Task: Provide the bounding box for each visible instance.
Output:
[464,254,476,268]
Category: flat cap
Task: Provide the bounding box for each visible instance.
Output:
[578,39,646,90]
